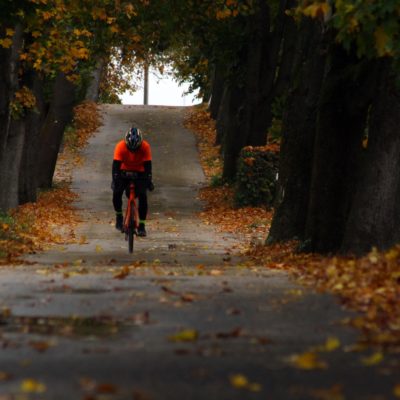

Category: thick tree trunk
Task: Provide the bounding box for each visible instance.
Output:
[305,47,374,253]
[208,63,225,120]
[215,85,229,146]
[37,73,76,189]
[222,83,246,180]
[242,0,271,147]
[0,120,25,210]
[0,24,24,211]
[272,1,297,100]
[18,71,46,204]
[267,20,326,243]
[246,0,292,147]
[342,61,400,254]
[85,58,105,102]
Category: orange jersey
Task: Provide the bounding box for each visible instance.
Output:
[113,140,152,172]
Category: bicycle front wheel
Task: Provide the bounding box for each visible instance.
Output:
[128,210,135,253]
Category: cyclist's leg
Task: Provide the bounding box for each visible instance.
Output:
[135,180,148,236]
[113,179,128,230]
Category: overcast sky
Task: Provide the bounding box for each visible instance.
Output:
[121,68,201,107]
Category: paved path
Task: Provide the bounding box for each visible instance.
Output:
[0,105,397,399]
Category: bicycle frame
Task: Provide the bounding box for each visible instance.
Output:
[123,178,140,253]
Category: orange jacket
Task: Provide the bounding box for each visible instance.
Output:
[113,140,152,172]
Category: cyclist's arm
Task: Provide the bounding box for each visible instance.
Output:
[112,160,122,176]
[144,160,152,176]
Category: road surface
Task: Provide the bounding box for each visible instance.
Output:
[0,105,397,399]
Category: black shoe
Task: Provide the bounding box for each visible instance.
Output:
[115,214,123,231]
[137,223,147,237]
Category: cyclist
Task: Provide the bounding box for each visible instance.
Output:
[112,127,154,236]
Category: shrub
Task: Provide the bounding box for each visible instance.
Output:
[234,145,279,208]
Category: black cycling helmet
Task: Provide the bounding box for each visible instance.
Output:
[125,127,143,151]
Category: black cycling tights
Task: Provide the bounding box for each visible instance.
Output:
[113,190,148,221]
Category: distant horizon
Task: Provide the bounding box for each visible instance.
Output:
[121,68,201,107]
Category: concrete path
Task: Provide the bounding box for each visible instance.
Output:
[0,105,397,399]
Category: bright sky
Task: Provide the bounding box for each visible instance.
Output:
[121,68,201,106]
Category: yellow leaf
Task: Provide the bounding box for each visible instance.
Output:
[248,383,262,392]
[385,247,399,260]
[374,27,391,57]
[168,329,198,342]
[21,379,46,393]
[95,244,103,252]
[361,352,383,366]
[0,38,13,49]
[289,351,328,370]
[324,336,341,352]
[230,374,249,389]
[6,28,15,37]
[394,384,400,398]
[31,31,41,38]
[303,2,330,19]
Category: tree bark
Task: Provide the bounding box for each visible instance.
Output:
[85,58,105,102]
[215,85,229,146]
[305,46,374,253]
[37,73,76,189]
[242,0,271,147]
[18,71,46,204]
[267,20,327,243]
[0,24,24,211]
[222,82,246,180]
[342,60,400,254]
[272,0,297,100]
[208,63,225,120]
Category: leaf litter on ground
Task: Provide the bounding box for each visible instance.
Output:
[185,104,400,353]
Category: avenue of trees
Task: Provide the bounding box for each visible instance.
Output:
[1,0,399,256]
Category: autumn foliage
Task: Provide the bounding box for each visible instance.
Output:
[0,102,101,263]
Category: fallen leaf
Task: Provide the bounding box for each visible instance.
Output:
[113,266,130,279]
[168,329,198,342]
[230,374,249,389]
[28,340,53,353]
[288,351,327,370]
[97,383,117,393]
[21,379,46,393]
[216,327,242,339]
[0,371,13,381]
[323,337,341,352]
[361,352,383,366]
[229,374,262,392]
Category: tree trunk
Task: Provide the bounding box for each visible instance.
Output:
[342,60,400,254]
[222,83,246,180]
[305,46,374,253]
[0,24,24,211]
[208,63,225,120]
[85,58,105,102]
[272,0,297,100]
[18,71,46,204]
[0,120,25,210]
[215,85,229,146]
[267,20,327,243]
[37,73,76,189]
[242,0,271,147]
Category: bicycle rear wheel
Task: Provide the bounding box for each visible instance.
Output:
[128,209,135,253]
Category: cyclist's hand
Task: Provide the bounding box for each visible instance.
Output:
[148,181,155,192]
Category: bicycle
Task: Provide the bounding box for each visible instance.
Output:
[121,171,140,253]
